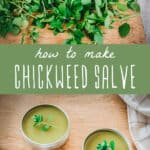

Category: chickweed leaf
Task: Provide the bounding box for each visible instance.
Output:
[117,3,128,11]
[94,31,103,44]
[41,125,51,131]
[0,0,140,43]
[119,23,130,37]
[33,114,43,126]
[29,28,39,43]
[12,17,23,28]
[81,0,91,5]
[97,140,115,150]
[130,2,140,12]
[109,140,115,150]
[95,0,102,6]
[104,16,111,28]
[32,114,53,131]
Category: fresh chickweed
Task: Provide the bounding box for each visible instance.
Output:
[97,140,115,150]
[0,0,140,44]
[32,114,53,131]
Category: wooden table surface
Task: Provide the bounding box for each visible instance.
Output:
[0,94,136,150]
[0,15,146,44]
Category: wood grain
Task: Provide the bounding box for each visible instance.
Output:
[0,94,136,150]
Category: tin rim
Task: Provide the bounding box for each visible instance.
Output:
[82,128,132,150]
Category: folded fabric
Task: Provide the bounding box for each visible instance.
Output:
[119,94,150,150]
[138,0,150,43]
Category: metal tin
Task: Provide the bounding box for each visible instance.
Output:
[21,104,70,150]
[82,128,132,150]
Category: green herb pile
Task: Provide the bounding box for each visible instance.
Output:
[32,114,53,131]
[0,0,140,44]
[97,140,115,150]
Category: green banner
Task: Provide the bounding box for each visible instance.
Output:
[0,44,149,94]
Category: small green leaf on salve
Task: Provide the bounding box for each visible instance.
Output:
[41,125,51,131]
[32,114,54,131]
[97,140,115,150]
[109,140,115,150]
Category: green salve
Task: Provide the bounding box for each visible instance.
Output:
[22,105,68,144]
[84,130,129,150]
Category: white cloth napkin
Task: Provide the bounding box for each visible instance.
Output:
[138,0,150,43]
[119,95,150,150]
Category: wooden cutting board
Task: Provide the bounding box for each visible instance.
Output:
[0,15,146,44]
[0,94,137,150]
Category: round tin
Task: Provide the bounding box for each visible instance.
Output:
[82,128,131,150]
[21,104,70,150]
